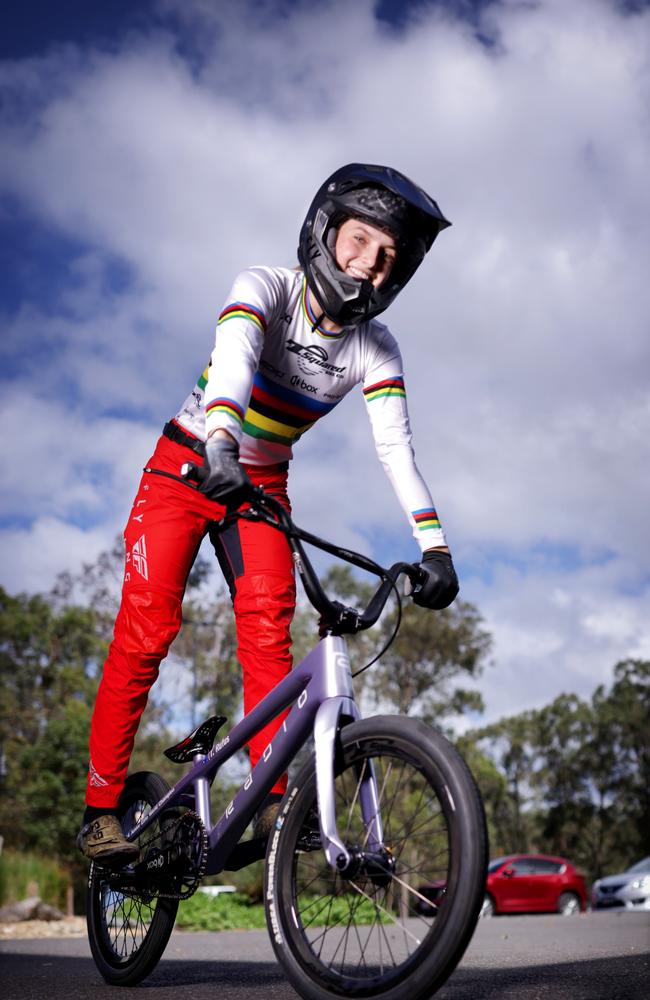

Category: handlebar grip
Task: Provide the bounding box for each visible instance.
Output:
[180,461,207,484]
[403,563,426,598]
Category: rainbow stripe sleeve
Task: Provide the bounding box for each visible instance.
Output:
[205,396,245,426]
[412,507,442,532]
[217,301,267,334]
[363,376,406,403]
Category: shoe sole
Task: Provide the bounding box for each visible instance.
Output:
[85,846,140,867]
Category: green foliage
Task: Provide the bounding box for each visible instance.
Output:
[370,598,491,720]
[0,588,104,749]
[173,592,241,724]
[177,891,266,931]
[468,660,650,882]
[0,849,70,909]
[0,587,107,883]
[176,890,388,931]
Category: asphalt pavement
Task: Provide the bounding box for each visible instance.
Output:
[1,911,648,1000]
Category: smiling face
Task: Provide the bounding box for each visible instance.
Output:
[334,218,397,289]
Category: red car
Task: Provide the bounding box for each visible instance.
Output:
[483,854,587,917]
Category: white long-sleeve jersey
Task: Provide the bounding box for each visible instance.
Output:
[174,266,447,553]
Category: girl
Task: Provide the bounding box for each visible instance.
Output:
[78,163,459,864]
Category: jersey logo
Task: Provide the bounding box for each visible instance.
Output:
[285,339,346,378]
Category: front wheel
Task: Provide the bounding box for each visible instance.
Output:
[265,716,488,1000]
[86,771,179,986]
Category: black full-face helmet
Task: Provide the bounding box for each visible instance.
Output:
[298,163,451,327]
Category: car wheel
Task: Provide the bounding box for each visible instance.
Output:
[480,894,495,918]
[558,892,580,916]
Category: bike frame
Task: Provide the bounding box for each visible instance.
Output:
[124,632,382,876]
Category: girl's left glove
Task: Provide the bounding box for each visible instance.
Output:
[411,551,459,610]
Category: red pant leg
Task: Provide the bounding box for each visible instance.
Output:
[87,437,297,807]
[212,465,296,795]
[87,435,227,807]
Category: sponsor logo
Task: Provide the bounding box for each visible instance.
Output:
[290,375,317,393]
[286,339,346,378]
[88,758,109,788]
[266,788,297,944]
[132,534,149,580]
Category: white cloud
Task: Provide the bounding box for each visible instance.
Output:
[0,516,118,595]
[0,0,648,722]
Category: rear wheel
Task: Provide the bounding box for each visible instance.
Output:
[86,772,179,985]
[265,716,488,1000]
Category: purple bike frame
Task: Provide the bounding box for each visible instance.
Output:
[124,633,384,875]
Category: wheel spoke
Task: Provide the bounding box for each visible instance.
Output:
[270,722,487,997]
[87,776,180,986]
[293,750,445,978]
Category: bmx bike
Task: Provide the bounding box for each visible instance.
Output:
[85,486,488,999]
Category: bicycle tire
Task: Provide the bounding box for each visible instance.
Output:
[265,715,488,1000]
[86,771,179,986]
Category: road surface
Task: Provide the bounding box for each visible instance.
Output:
[1,910,648,999]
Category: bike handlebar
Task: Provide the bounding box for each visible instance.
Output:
[181,461,423,637]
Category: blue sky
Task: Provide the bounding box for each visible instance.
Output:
[1,0,649,726]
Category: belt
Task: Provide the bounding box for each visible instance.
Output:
[162,421,206,456]
[161,421,289,474]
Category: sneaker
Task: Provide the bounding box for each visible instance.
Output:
[77,814,140,866]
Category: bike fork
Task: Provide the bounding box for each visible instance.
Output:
[313,698,385,874]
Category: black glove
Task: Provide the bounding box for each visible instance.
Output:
[411,551,459,610]
[200,434,252,505]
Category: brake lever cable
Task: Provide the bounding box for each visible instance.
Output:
[351,576,403,678]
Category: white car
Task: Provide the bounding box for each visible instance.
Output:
[591,856,650,911]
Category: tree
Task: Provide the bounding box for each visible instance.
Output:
[0,588,104,751]
[468,660,650,883]
[0,587,109,898]
[470,712,538,854]
[590,659,650,869]
[369,598,491,721]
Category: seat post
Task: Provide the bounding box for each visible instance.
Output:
[193,755,212,828]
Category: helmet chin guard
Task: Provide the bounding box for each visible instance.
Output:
[298,163,451,327]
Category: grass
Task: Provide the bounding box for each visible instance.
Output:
[176,890,391,931]
[177,891,267,931]
[0,850,70,910]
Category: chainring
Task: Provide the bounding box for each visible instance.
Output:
[100,809,208,901]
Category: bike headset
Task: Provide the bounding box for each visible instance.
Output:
[297,162,451,327]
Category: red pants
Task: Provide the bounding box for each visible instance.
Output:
[86,432,295,808]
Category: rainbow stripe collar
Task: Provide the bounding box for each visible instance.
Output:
[300,278,348,340]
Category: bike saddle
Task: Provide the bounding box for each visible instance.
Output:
[163,715,228,763]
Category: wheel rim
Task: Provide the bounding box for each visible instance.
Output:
[290,745,455,987]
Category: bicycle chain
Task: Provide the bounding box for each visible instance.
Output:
[102,810,208,901]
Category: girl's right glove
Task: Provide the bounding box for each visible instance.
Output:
[200,435,252,506]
